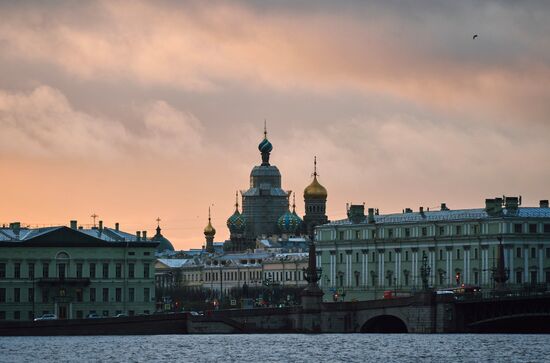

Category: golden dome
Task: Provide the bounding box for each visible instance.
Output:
[204,207,216,237]
[204,219,216,236]
[304,175,327,199]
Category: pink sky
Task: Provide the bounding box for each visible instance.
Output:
[1,1,549,249]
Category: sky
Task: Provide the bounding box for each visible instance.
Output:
[1,1,549,249]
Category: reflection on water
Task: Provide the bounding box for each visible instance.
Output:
[0,334,547,362]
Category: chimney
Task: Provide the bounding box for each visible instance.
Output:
[347,204,366,224]
[440,203,449,211]
[70,220,78,229]
[405,208,412,213]
[485,197,503,216]
[540,200,549,208]
[504,196,519,212]
[419,206,424,214]
[142,230,147,240]
[115,222,119,231]
[136,231,141,241]
[98,220,103,230]
[367,208,375,223]
[10,222,21,239]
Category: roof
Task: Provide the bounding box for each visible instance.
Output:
[0,225,158,248]
[156,259,195,268]
[322,207,550,228]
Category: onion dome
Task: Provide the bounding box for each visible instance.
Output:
[227,191,246,234]
[304,156,327,200]
[278,193,302,234]
[258,137,273,154]
[152,219,175,253]
[204,207,216,237]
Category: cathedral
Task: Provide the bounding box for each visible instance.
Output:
[217,127,329,252]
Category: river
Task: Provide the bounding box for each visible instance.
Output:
[0,334,547,362]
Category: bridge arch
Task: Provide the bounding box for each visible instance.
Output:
[360,314,408,333]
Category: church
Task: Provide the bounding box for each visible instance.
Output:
[204,127,329,253]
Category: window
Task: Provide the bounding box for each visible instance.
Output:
[546,271,550,283]
[474,248,478,260]
[144,288,150,302]
[474,271,479,285]
[405,251,409,262]
[439,249,443,260]
[355,230,361,239]
[89,263,96,278]
[116,288,122,302]
[128,251,135,256]
[544,224,550,233]
[0,263,5,279]
[422,227,428,237]
[514,223,523,233]
[455,226,462,235]
[516,271,522,284]
[116,263,122,279]
[339,253,343,264]
[102,288,109,302]
[129,264,135,279]
[546,248,550,259]
[76,263,83,278]
[516,248,522,258]
[28,263,35,279]
[102,263,109,279]
[405,228,411,237]
[42,290,48,303]
[531,271,537,284]
[529,224,537,233]
[14,263,20,279]
[28,288,34,302]
[0,288,5,302]
[356,252,360,263]
[404,274,409,286]
[456,249,461,260]
[439,226,445,236]
[129,288,135,302]
[473,225,480,234]
[531,248,537,259]
[338,231,344,240]
[144,252,151,256]
[14,311,20,320]
[89,288,96,302]
[388,229,393,238]
[372,252,376,262]
[388,252,392,262]
[144,263,150,279]
[12,288,20,302]
[58,263,66,279]
[42,263,49,278]
[76,289,83,302]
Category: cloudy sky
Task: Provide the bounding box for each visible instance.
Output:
[1,1,549,249]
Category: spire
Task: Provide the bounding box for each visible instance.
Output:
[208,206,212,222]
[155,217,162,236]
[264,119,267,139]
[292,192,296,213]
[313,156,318,178]
[234,191,240,212]
[258,121,273,166]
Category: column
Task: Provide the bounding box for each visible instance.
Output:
[523,246,529,283]
[378,251,383,286]
[447,250,452,286]
[509,247,514,283]
[413,251,418,287]
[397,251,401,286]
[539,246,544,283]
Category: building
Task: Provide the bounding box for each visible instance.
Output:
[225,126,329,251]
[315,197,550,301]
[0,221,157,321]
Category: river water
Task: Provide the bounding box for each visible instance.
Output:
[0,334,547,362]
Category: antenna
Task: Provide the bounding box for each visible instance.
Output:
[90,213,98,228]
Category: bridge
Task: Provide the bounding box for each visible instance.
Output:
[187,290,550,334]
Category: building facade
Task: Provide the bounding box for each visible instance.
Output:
[0,222,157,321]
[315,197,550,301]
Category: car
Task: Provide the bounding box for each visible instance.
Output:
[114,314,128,318]
[34,313,58,321]
[86,313,100,319]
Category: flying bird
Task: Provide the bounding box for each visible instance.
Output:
[473,34,478,39]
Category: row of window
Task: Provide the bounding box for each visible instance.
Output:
[0,309,151,321]
[204,270,264,282]
[0,262,152,280]
[331,247,550,264]
[333,223,550,241]
[0,287,151,304]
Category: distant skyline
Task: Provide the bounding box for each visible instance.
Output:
[1,1,549,249]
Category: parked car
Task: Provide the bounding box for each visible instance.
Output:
[34,314,58,321]
[114,314,128,318]
[86,313,100,319]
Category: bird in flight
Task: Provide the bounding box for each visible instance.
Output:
[473,34,478,39]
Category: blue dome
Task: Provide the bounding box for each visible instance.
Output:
[227,210,246,234]
[277,210,302,234]
[258,137,273,153]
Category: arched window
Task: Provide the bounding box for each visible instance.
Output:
[55,252,70,279]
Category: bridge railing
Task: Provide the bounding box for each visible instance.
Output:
[456,284,550,302]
